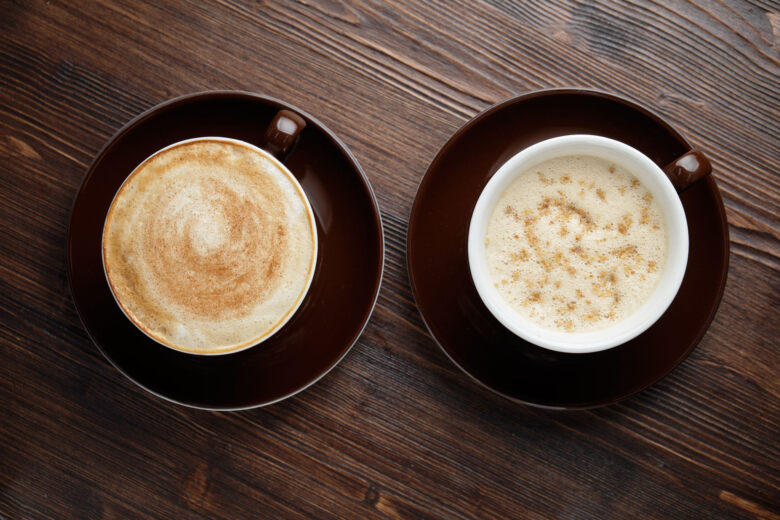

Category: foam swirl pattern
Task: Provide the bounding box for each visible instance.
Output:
[102,139,316,353]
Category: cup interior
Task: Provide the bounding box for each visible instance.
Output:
[468,135,688,353]
[101,136,319,356]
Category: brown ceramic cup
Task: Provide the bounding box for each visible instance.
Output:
[101,110,318,356]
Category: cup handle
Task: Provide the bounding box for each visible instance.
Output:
[662,150,712,192]
[260,109,306,161]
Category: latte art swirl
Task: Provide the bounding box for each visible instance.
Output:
[103,139,317,353]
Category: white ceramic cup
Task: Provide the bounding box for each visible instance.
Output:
[468,134,706,354]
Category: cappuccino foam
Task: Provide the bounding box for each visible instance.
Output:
[485,155,668,332]
[103,139,316,352]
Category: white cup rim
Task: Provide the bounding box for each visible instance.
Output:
[468,135,688,354]
[101,136,319,356]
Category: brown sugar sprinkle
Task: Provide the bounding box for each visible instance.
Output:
[510,249,529,262]
[591,271,618,298]
[640,207,651,225]
[563,202,593,226]
[617,213,633,235]
[584,311,600,322]
[643,192,653,202]
[488,160,668,333]
[524,226,540,249]
[571,246,590,263]
[598,270,617,284]
[526,292,542,304]
[554,318,574,331]
[648,260,657,272]
[485,237,490,246]
[537,172,553,184]
[612,244,638,260]
[608,164,616,173]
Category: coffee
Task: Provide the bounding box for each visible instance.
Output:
[102,138,317,353]
[484,155,667,332]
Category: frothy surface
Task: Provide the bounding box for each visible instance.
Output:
[103,139,316,352]
[485,155,668,332]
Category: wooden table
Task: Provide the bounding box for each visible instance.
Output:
[1,1,777,518]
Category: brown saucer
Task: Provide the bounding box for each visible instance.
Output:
[407,89,729,409]
[67,91,384,409]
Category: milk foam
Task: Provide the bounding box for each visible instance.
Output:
[103,139,316,352]
[485,155,668,332]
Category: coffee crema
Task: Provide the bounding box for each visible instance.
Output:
[102,139,317,353]
[485,155,668,332]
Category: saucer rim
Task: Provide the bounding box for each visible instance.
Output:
[67,90,385,410]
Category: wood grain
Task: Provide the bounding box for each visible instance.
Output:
[1,0,778,518]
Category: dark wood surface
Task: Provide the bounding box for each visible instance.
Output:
[1,1,778,518]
